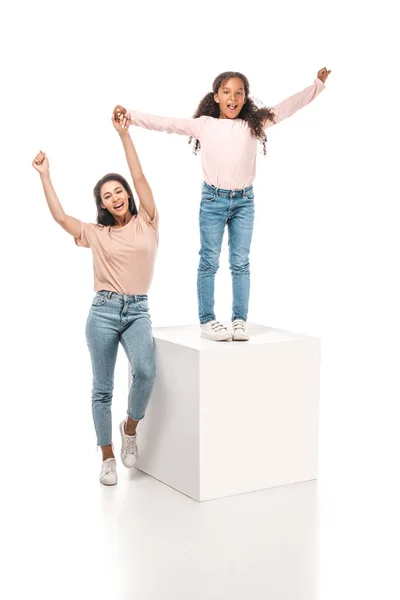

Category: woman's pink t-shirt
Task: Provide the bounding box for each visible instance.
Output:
[76,205,159,295]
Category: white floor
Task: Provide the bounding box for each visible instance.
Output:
[4,352,400,600]
[104,469,316,600]
[5,447,317,600]
[22,466,316,600]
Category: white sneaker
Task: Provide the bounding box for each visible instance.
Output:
[232,319,249,341]
[120,420,138,468]
[100,458,118,486]
[200,320,233,342]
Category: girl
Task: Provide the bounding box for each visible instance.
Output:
[114,67,330,342]
[32,114,159,486]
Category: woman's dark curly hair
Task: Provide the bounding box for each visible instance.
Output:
[189,71,275,156]
[93,173,137,227]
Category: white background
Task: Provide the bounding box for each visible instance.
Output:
[1,0,399,598]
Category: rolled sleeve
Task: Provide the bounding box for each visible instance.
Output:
[74,221,93,248]
[138,204,159,230]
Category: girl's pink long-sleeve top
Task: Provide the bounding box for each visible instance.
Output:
[127,78,325,190]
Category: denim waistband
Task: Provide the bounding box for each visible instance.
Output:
[97,290,148,301]
[202,181,253,197]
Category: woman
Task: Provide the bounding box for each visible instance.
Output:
[32,113,159,485]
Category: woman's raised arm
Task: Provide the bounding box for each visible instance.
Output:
[112,115,156,221]
[32,151,82,238]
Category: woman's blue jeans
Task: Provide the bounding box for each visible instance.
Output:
[85,291,156,447]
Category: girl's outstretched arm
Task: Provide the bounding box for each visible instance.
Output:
[32,151,82,238]
[264,67,331,129]
[113,114,156,221]
[114,105,203,139]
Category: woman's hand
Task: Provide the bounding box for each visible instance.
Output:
[112,112,130,134]
[317,67,331,83]
[32,150,49,174]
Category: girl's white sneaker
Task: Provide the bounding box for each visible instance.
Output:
[99,458,118,486]
[232,319,249,341]
[200,320,232,341]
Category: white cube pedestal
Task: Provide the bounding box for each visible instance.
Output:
[134,324,320,502]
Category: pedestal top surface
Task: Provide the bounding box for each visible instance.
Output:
[153,323,318,351]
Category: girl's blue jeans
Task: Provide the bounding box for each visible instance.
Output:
[85,291,156,447]
[197,182,255,324]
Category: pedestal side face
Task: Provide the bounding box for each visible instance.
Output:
[135,339,201,501]
[199,340,320,501]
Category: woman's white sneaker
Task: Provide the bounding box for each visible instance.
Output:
[200,320,232,341]
[232,319,249,341]
[120,420,138,468]
[99,458,118,486]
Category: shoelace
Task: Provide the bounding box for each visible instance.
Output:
[232,320,246,332]
[102,459,116,474]
[124,435,137,456]
[210,320,228,332]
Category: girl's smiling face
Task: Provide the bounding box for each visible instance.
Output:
[214,77,246,119]
[100,180,131,222]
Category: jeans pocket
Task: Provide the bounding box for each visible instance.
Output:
[136,299,149,311]
[244,190,255,201]
[201,190,216,202]
[91,295,107,307]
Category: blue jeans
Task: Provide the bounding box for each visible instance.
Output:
[85,291,156,447]
[197,182,255,324]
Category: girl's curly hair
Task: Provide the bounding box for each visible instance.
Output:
[189,71,275,156]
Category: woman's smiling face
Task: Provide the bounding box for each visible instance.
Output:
[100,180,130,221]
[214,77,246,119]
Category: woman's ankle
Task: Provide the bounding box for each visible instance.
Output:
[125,416,139,436]
[101,444,115,461]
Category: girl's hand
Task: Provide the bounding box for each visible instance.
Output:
[32,150,49,174]
[317,67,331,83]
[113,105,127,121]
[112,112,130,134]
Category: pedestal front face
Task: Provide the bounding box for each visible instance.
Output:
[134,324,320,502]
[199,339,320,501]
